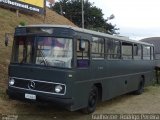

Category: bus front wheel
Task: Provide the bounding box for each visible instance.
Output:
[82,86,98,114]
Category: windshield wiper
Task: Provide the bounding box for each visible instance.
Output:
[38,49,49,66]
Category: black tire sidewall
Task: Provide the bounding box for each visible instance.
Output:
[86,86,98,113]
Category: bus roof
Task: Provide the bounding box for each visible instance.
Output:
[19,24,154,46]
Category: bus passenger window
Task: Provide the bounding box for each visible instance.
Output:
[151,47,154,60]
[77,40,89,68]
[143,46,151,60]
[92,37,104,59]
[106,39,121,59]
[133,44,142,60]
[122,42,133,60]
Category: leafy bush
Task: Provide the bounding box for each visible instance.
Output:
[19,21,27,26]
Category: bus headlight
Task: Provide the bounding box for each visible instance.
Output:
[55,85,63,93]
[9,78,15,86]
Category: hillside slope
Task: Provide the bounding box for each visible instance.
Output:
[0,7,76,36]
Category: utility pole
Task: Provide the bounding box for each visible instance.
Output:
[82,0,84,28]
[60,4,63,15]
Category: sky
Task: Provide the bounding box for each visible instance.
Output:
[89,0,160,40]
[52,0,160,40]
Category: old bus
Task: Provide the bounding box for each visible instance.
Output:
[7,25,155,113]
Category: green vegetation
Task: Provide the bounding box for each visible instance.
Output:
[19,21,27,26]
[53,0,119,34]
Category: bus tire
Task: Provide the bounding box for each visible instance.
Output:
[134,78,145,95]
[81,86,98,114]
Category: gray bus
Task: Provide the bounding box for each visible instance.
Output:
[7,25,155,113]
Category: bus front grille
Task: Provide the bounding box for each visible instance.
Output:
[9,77,66,95]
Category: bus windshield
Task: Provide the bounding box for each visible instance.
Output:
[12,36,73,68]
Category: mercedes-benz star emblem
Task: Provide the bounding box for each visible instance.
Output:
[28,81,35,89]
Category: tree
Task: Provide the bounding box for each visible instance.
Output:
[52,0,119,34]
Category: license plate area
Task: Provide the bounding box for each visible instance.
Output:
[25,93,36,100]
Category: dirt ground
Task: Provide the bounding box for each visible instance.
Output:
[0,85,160,120]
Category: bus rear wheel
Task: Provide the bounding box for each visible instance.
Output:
[82,86,98,114]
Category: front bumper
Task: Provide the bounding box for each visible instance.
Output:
[7,87,74,110]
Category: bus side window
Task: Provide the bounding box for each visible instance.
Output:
[77,39,90,68]
[92,37,104,59]
[151,47,154,60]
[122,42,133,60]
[106,39,121,59]
[143,46,151,60]
[133,44,142,60]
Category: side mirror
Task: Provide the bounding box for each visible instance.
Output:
[79,40,86,51]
